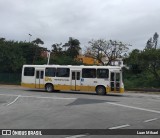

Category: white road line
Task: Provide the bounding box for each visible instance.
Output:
[7,95,21,106]
[144,118,158,123]
[0,93,76,100]
[109,124,130,129]
[107,102,160,114]
[65,134,87,138]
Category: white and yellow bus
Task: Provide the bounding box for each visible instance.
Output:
[21,65,124,95]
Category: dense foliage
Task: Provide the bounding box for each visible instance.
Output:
[50,37,82,65]
[124,32,160,88]
[0,37,82,73]
[0,39,47,73]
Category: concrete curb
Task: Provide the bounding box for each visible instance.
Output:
[126,88,160,92]
[126,91,160,95]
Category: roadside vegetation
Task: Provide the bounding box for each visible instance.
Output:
[0,33,160,89]
[124,32,160,89]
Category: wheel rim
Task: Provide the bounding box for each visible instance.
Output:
[46,85,52,92]
[98,87,103,93]
[97,86,105,95]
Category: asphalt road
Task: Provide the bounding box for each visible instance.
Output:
[0,85,160,138]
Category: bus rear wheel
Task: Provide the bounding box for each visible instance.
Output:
[45,84,53,92]
[96,86,106,95]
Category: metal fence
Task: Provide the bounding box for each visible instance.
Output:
[0,73,21,84]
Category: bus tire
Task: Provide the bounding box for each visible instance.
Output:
[45,84,53,92]
[96,86,106,95]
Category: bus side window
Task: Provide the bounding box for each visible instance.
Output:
[36,71,44,79]
[24,67,35,76]
[116,73,120,81]
[97,69,109,78]
[56,68,70,77]
[72,72,75,80]
[45,68,56,77]
[40,71,44,79]
[82,68,96,78]
[36,71,39,79]
[111,73,115,81]
[77,72,80,80]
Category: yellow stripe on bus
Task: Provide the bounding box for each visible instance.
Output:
[21,83,124,93]
[21,83,45,89]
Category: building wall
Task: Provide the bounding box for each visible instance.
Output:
[77,55,100,65]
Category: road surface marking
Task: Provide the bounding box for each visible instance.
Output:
[109,124,130,129]
[7,95,21,106]
[107,102,160,114]
[144,118,158,123]
[65,134,87,138]
[0,93,76,100]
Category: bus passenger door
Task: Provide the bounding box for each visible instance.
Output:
[35,70,44,88]
[71,71,81,91]
[110,72,120,92]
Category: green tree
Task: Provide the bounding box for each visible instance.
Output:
[0,38,5,42]
[20,42,47,65]
[0,41,25,72]
[50,38,82,65]
[142,32,160,80]
[140,49,160,80]
[86,39,130,65]
[145,32,159,49]
[50,55,82,65]
[146,38,153,49]
[125,48,160,80]
[0,38,47,73]
[153,32,159,49]
[31,38,45,64]
[66,37,81,58]
[32,38,44,45]
[124,49,142,74]
[51,43,63,56]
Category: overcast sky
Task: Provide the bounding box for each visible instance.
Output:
[0,0,160,51]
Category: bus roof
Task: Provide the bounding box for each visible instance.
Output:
[22,64,122,69]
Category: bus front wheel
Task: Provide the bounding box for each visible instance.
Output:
[96,86,106,95]
[45,84,53,92]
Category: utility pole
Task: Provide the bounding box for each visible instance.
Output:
[47,51,50,65]
[29,34,32,42]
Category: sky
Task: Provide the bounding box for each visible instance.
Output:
[0,0,160,52]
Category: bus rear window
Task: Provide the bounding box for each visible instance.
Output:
[97,69,109,78]
[24,67,35,76]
